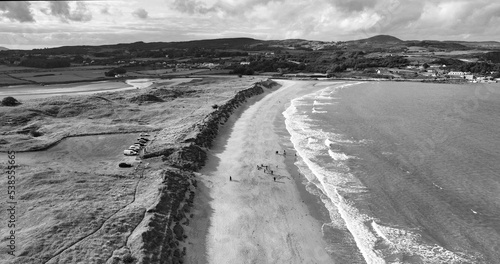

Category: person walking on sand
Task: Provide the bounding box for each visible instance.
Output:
[230,176,232,181]
[273,177,276,182]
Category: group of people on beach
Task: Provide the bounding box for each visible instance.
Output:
[229,149,299,182]
[276,150,286,155]
[257,164,274,174]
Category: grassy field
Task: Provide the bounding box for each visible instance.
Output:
[0,65,37,72]
[9,69,112,84]
[0,74,30,85]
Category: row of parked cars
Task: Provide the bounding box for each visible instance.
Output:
[123,133,151,156]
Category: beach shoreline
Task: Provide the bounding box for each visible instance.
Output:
[186,80,342,263]
[274,100,334,226]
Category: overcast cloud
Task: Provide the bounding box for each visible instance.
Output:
[0,0,499,49]
[132,8,149,19]
[0,1,35,23]
[46,1,92,22]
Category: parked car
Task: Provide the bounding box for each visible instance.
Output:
[139,137,150,141]
[123,150,138,156]
[129,145,140,151]
[118,162,133,168]
[140,133,150,137]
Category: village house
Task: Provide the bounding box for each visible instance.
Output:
[447,71,470,78]
[429,64,445,68]
[464,74,475,81]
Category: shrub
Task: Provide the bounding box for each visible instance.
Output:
[105,67,127,77]
[1,96,20,106]
[123,254,135,263]
[211,104,218,109]
[29,130,43,137]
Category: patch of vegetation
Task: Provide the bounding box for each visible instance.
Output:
[40,100,71,106]
[150,88,186,100]
[231,66,254,75]
[19,57,71,68]
[1,96,21,106]
[484,52,500,63]
[123,254,136,263]
[29,130,43,137]
[57,103,96,118]
[105,67,127,77]
[129,94,164,103]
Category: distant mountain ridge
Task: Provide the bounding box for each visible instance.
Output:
[352,35,500,50]
[5,35,500,52]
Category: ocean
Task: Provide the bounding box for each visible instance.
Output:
[283,81,500,264]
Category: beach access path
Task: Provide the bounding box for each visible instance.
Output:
[186,80,337,263]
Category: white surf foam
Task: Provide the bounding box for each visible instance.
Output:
[433,182,444,190]
[371,221,477,263]
[312,107,328,114]
[313,100,334,106]
[328,149,350,161]
[283,86,386,263]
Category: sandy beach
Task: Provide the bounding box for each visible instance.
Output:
[186,80,339,263]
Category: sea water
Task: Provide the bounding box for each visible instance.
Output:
[283,81,500,263]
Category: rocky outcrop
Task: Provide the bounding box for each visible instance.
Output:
[130,80,279,264]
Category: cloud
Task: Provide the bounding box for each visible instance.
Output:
[48,1,92,22]
[101,6,110,15]
[0,1,35,22]
[132,8,148,19]
[172,0,215,14]
[328,0,376,12]
[4,0,500,50]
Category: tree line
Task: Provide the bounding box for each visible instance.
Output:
[19,57,70,68]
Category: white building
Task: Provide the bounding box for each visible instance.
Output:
[447,71,466,76]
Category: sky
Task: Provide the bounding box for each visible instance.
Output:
[1,0,500,50]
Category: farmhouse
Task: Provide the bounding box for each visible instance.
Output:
[448,72,466,76]
[464,74,475,80]
[447,71,469,77]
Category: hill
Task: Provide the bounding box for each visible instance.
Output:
[405,40,470,50]
[23,38,264,54]
[449,41,500,49]
[0,46,9,51]
[355,35,403,44]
